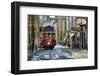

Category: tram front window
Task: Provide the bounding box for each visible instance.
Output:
[48,33,51,38]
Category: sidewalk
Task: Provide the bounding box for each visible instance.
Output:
[71,49,88,59]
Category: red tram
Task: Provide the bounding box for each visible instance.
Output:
[40,26,56,49]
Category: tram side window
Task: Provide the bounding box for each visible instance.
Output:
[43,33,46,38]
[40,33,43,38]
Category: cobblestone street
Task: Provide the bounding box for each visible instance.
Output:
[29,44,88,61]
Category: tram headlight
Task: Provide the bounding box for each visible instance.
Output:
[47,42,50,45]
